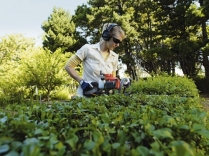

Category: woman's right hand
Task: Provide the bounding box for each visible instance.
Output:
[80,80,93,91]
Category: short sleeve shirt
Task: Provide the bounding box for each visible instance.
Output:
[75,42,119,96]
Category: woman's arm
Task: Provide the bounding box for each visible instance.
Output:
[65,54,82,83]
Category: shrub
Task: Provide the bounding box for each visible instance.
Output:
[127,75,199,97]
[50,86,71,100]
[0,93,208,155]
[0,76,208,155]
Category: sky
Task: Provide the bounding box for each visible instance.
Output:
[0,0,88,44]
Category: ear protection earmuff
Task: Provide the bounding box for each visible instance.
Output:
[102,23,118,41]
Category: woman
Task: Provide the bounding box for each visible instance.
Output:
[65,23,126,97]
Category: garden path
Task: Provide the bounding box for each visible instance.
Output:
[200,94,209,111]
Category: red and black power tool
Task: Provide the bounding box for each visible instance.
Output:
[83,71,131,97]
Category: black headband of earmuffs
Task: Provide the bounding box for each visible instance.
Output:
[102,23,118,41]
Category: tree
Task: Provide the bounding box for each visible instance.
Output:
[153,0,207,77]
[72,0,209,79]
[200,0,209,80]
[73,4,92,44]
[0,34,35,65]
[0,34,37,103]
[42,7,76,53]
[22,48,70,102]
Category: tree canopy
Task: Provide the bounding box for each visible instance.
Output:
[73,0,209,79]
[42,7,77,53]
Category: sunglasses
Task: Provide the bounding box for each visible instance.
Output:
[112,36,121,44]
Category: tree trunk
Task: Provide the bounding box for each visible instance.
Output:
[127,63,136,80]
[200,0,209,79]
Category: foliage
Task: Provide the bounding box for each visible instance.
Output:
[0,34,37,104]
[21,48,71,101]
[50,86,71,100]
[0,75,209,155]
[127,75,199,97]
[0,33,80,104]
[0,34,35,64]
[42,7,77,53]
[72,4,91,46]
[73,0,209,79]
[0,92,208,155]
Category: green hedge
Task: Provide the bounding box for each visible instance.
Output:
[127,76,199,97]
[0,76,208,156]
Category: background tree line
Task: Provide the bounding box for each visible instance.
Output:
[1,0,209,103]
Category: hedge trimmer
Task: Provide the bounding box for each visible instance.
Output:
[83,71,131,97]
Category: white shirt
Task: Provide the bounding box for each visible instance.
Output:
[75,42,118,96]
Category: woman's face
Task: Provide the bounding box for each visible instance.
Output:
[107,32,123,51]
